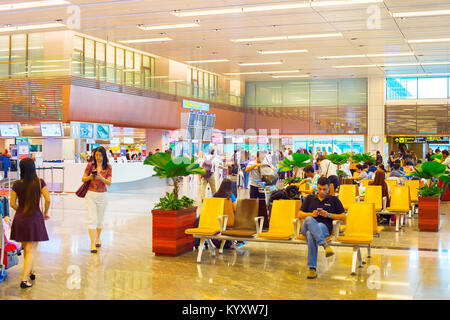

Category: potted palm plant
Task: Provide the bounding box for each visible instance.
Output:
[144,152,206,256]
[411,161,450,232]
[350,152,376,165]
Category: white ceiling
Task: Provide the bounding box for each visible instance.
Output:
[2,0,450,81]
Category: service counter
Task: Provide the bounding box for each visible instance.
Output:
[39,161,159,193]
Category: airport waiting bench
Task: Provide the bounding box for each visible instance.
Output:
[187,199,376,275]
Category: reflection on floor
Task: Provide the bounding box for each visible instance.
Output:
[0,182,449,300]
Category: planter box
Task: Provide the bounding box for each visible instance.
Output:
[418,196,440,232]
[151,206,197,257]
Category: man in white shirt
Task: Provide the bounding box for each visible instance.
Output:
[317,156,339,194]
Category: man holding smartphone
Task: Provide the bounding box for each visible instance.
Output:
[298,177,346,279]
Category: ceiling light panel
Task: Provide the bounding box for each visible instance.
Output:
[224,70,301,75]
[231,33,342,42]
[0,0,69,12]
[238,61,283,66]
[137,23,200,31]
[408,38,450,43]
[119,38,172,44]
[392,9,450,18]
[258,49,308,54]
[319,52,414,59]
[0,22,65,33]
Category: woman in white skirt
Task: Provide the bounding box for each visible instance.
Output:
[81,146,112,253]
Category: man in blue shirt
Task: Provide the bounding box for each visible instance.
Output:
[390,163,406,178]
[298,177,346,279]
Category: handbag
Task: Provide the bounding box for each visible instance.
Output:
[76,165,92,198]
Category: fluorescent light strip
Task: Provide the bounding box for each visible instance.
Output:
[272,75,310,78]
[119,38,172,44]
[393,9,450,18]
[172,1,382,17]
[238,61,282,66]
[224,70,300,75]
[0,0,69,12]
[259,49,308,54]
[232,33,342,42]
[0,22,65,33]
[408,38,450,44]
[319,52,414,59]
[137,23,200,31]
[185,59,229,63]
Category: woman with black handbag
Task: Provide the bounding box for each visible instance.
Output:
[9,158,50,288]
[81,147,112,254]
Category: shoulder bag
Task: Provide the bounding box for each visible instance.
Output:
[76,164,92,198]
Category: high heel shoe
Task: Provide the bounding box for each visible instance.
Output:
[95,243,101,248]
[90,249,97,254]
[20,281,33,289]
[30,272,36,281]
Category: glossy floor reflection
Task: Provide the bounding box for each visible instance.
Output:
[0,182,449,300]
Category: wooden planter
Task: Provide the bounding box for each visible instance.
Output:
[418,196,440,232]
[151,206,197,257]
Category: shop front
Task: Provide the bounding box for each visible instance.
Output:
[388,135,450,161]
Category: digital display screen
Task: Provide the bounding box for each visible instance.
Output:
[203,128,212,141]
[40,123,63,137]
[188,113,197,126]
[187,127,195,140]
[0,123,20,137]
[206,114,216,128]
[80,123,94,139]
[96,124,110,140]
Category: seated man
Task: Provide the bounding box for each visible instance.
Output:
[298,177,346,279]
[390,163,406,178]
[299,165,320,194]
[349,164,369,182]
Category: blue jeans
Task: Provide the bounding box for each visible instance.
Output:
[243,171,250,188]
[301,216,330,269]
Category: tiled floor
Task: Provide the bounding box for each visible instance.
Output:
[1,181,450,300]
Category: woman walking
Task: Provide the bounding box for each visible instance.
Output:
[81,146,112,253]
[10,158,50,288]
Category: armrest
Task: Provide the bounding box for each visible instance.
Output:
[254,217,264,235]
[333,220,341,239]
[217,215,228,233]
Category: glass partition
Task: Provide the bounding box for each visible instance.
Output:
[386,76,450,100]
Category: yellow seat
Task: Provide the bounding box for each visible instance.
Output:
[385,179,398,190]
[387,172,391,178]
[386,186,410,213]
[353,171,359,178]
[338,184,357,210]
[404,169,412,176]
[364,185,383,211]
[294,199,302,219]
[405,180,419,203]
[185,198,225,236]
[361,179,373,188]
[258,200,297,240]
[337,203,373,244]
[292,182,310,193]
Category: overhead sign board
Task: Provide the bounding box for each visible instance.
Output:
[183,99,209,112]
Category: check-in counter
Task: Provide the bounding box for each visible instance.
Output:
[39,161,164,193]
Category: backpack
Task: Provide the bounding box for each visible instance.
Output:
[201,159,213,179]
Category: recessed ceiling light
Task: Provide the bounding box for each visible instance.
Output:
[238,61,283,66]
[318,52,414,59]
[172,1,382,17]
[272,75,310,78]
[0,0,69,12]
[231,33,342,42]
[137,22,200,31]
[0,22,65,33]
[259,49,308,54]
[185,59,229,63]
[119,37,172,44]
[335,61,450,68]
[393,9,450,18]
[224,70,301,75]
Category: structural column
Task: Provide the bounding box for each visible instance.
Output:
[366,76,386,160]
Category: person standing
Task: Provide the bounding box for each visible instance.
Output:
[246,152,265,199]
[9,158,50,288]
[81,146,112,253]
[425,148,434,162]
[376,151,383,165]
[441,150,450,200]
[199,149,225,199]
[317,156,339,194]
[298,177,346,279]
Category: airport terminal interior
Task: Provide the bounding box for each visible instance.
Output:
[0,0,450,300]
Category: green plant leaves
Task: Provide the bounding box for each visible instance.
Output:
[412,161,450,183]
[144,152,206,179]
[278,153,312,172]
[431,154,442,161]
[351,153,376,164]
[326,153,350,165]
[418,185,443,197]
[154,192,195,211]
